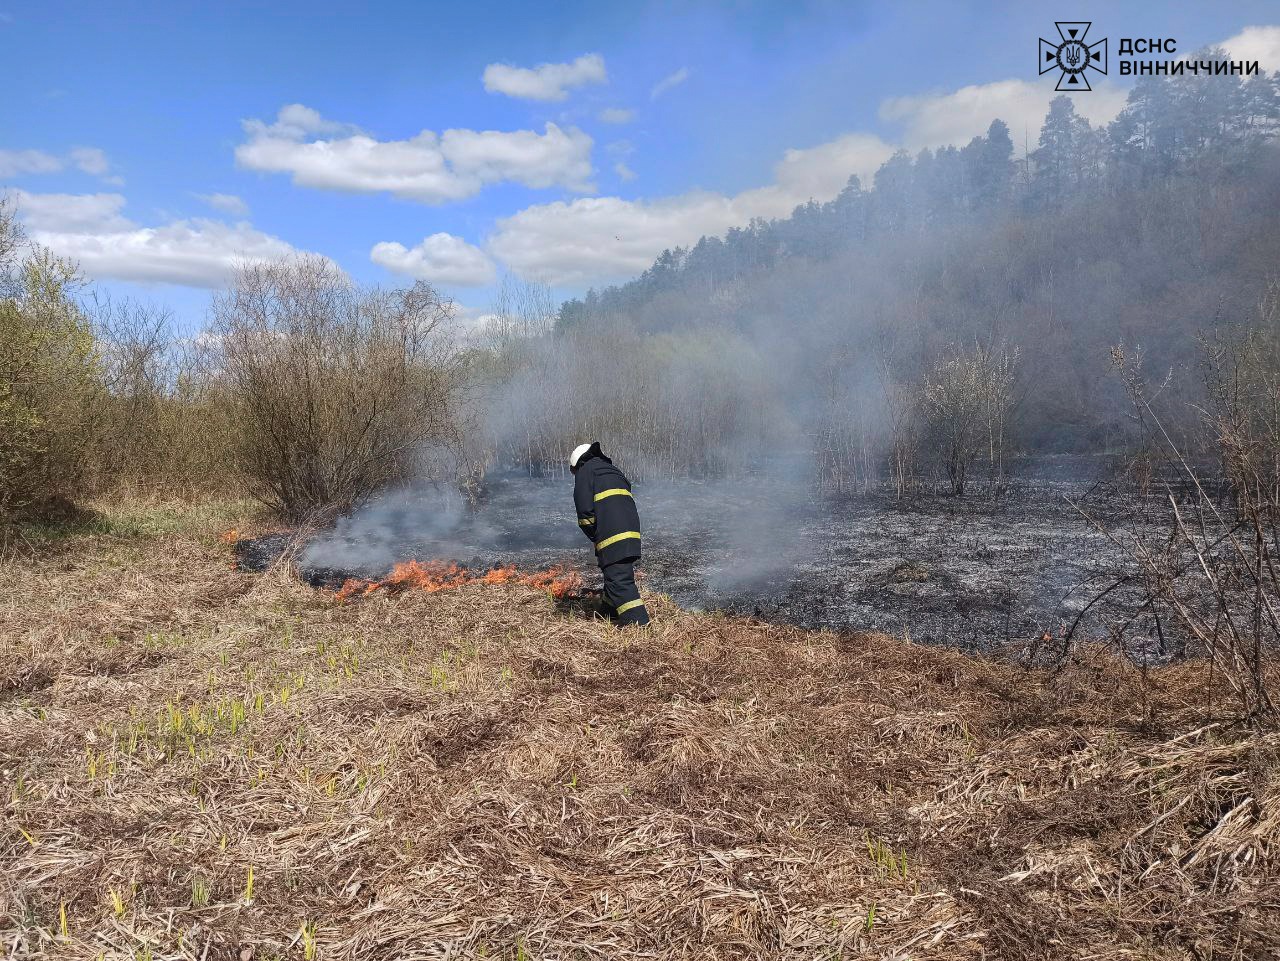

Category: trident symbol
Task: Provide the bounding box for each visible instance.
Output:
[1040,23,1107,91]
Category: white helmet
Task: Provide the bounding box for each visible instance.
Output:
[569,442,593,469]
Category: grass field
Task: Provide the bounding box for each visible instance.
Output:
[2,499,1278,960]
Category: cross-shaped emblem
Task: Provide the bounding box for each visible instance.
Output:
[1039,22,1108,91]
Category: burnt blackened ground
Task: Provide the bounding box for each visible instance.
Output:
[640,487,1139,653]
[236,458,1168,653]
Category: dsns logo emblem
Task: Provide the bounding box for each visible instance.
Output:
[1039,22,1107,90]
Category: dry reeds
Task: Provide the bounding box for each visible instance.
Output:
[2,507,1278,959]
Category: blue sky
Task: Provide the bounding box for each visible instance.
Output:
[4,0,1279,331]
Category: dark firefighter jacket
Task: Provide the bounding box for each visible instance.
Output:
[573,451,641,566]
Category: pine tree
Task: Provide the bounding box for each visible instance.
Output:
[1031,96,1099,207]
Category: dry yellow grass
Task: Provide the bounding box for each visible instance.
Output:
[2,499,1278,960]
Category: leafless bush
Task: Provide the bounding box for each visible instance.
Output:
[883,366,920,499]
[486,274,557,350]
[921,342,1020,495]
[1199,284,1280,513]
[809,344,883,495]
[81,296,241,498]
[488,317,781,481]
[1107,343,1176,501]
[1076,317,1279,723]
[209,256,466,519]
[87,296,173,488]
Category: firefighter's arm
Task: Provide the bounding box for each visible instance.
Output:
[573,472,597,541]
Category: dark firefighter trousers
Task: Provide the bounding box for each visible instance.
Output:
[601,560,649,626]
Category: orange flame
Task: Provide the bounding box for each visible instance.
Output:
[334,559,583,603]
[219,529,239,545]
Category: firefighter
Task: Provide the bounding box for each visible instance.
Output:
[569,441,649,626]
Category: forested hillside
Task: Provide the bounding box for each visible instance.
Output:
[491,61,1280,485]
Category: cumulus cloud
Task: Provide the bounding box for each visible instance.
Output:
[487,56,1280,288]
[9,190,132,233]
[614,161,636,182]
[236,104,595,204]
[488,133,893,286]
[69,147,109,176]
[247,103,360,140]
[1219,25,1280,71]
[770,133,897,198]
[599,107,635,124]
[483,53,607,102]
[650,67,690,100]
[451,303,502,334]
[489,194,735,286]
[10,188,305,288]
[38,221,302,287]
[196,192,250,216]
[371,232,496,286]
[0,148,64,178]
[488,73,1145,287]
[880,79,1127,152]
[0,145,118,182]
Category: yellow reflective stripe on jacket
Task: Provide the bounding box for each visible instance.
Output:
[616,598,646,615]
[594,488,633,502]
[578,516,594,527]
[595,530,640,551]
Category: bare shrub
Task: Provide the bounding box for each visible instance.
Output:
[209,256,466,519]
[488,319,782,481]
[87,295,174,490]
[921,343,1020,495]
[1199,283,1280,511]
[883,365,920,500]
[980,343,1019,481]
[83,296,241,498]
[1077,311,1280,722]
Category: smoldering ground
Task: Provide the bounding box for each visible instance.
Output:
[284,474,818,596]
[242,456,1163,653]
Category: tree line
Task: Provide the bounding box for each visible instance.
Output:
[4,63,1280,534]
[521,60,1280,487]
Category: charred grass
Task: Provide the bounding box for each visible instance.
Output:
[1,500,1278,960]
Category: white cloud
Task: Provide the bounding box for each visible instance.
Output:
[9,190,132,233]
[483,53,607,102]
[599,107,635,124]
[488,133,893,286]
[0,149,64,178]
[451,303,502,334]
[0,146,117,182]
[236,104,595,204]
[371,232,496,287]
[488,76,1142,287]
[37,221,302,287]
[10,189,305,288]
[487,57,1280,289]
[246,103,360,140]
[770,133,896,197]
[650,67,690,100]
[614,161,636,182]
[489,194,732,286]
[880,79,1127,152]
[70,147,109,176]
[1219,25,1280,71]
[196,192,250,216]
